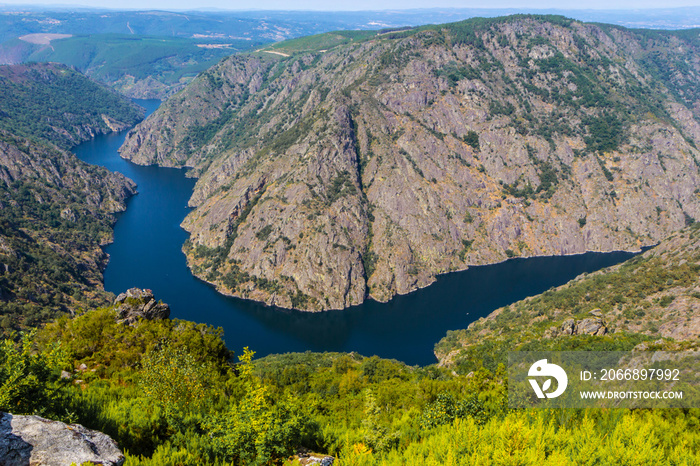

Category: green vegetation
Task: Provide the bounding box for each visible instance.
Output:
[458,239,473,261]
[0,330,67,416]
[0,134,128,332]
[362,250,378,279]
[462,130,480,151]
[0,63,141,333]
[434,62,479,87]
[0,63,142,149]
[503,147,559,201]
[34,35,255,85]
[178,107,235,157]
[584,114,626,153]
[0,301,697,465]
[0,30,265,97]
[255,225,274,241]
[264,30,377,56]
[326,170,358,205]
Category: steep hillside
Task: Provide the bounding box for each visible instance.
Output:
[121,15,700,311]
[0,63,140,331]
[0,63,142,148]
[435,222,700,372]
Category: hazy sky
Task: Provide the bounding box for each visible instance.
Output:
[3,0,700,11]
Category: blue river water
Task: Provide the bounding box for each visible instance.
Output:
[72,99,638,366]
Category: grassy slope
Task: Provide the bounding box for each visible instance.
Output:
[436,223,700,373]
[3,297,693,464]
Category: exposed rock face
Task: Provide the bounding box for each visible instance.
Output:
[121,16,700,311]
[111,74,191,100]
[0,412,125,466]
[553,316,607,337]
[114,288,170,324]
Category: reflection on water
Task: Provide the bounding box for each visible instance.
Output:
[73,99,638,366]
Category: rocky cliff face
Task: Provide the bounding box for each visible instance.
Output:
[121,16,700,311]
[114,288,171,324]
[0,129,136,330]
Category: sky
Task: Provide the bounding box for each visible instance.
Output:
[2,0,700,11]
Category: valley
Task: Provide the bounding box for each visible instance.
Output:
[1,10,700,466]
[123,16,700,311]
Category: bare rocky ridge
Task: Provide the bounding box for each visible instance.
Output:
[0,412,125,466]
[121,16,700,311]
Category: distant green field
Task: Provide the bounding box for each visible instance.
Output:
[0,33,265,97]
[34,34,259,83]
[263,29,379,55]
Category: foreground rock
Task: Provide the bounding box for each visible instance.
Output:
[114,288,170,324]
[0,412,124,466]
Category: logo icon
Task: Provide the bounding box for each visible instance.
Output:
[528,359,568,399]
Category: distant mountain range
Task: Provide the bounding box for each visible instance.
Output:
[2,6,700,39]
[1,7,699,98]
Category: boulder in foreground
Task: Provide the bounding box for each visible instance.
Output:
[0,412,124,466]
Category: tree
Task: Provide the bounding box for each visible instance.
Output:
[206,347,315,464]
[0,330,67,416]
[138,341,208,423]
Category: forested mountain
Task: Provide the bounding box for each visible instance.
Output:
[0,35,263,99]
[122,15,700,311]
[0,63,142,148]
[0,63,141,332]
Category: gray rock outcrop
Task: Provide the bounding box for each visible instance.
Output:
[0,412,124,466]
[548,315,608,338]
[114,288,170,324]
[577,318,608,336]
